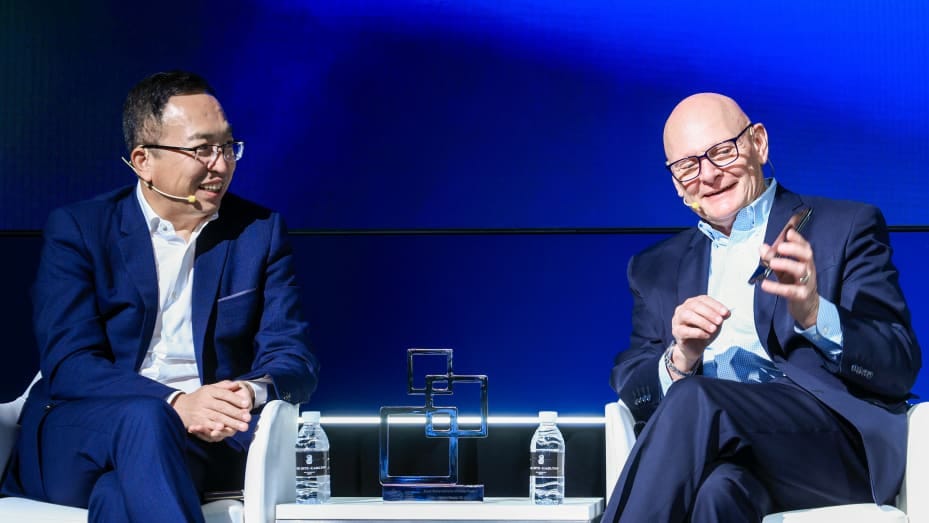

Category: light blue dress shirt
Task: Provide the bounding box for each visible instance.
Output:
[659,179,844,393]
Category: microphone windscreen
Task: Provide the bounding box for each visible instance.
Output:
[682,197,701,211]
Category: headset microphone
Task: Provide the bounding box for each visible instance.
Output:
[682,196,701,211]
[120,157,197,204]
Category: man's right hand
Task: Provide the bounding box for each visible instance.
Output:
[172,380,252,442]
[670,295,731,373]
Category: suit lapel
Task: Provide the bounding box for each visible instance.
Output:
[116,194,159,370]
[678,230,711,307]
[191,219,230,381]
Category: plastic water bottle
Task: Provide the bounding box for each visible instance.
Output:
[529,410,565,505]
[295,411,331,504]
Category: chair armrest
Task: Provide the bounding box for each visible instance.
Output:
[902,402,929,523]
[242,400,298,523]
[604,401,637,503]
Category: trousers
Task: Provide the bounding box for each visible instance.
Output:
[602,376,872,523]
[33,396,246,523]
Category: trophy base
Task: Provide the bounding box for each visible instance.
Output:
[382,483,484,501]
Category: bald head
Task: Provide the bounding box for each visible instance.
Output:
[663,93,751,161]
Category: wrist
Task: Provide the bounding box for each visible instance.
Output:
[168,391,185,407]
[239,381,257,407]
[664,343,698,378]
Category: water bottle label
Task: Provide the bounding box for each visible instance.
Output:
[296,450,330,477]
[529,451,564,477]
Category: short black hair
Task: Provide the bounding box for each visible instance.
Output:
[121,70,216,153]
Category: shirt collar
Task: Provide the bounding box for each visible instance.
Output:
[135,182,218,235]
[697,178,778,245]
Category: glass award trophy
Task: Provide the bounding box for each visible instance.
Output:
[379,348,488,501]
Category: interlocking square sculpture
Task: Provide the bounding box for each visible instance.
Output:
[379,348,489,501]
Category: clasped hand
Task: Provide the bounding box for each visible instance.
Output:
[670,227,819,373]
[172,380,254,442]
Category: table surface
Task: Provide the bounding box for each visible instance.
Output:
[276,496,603,522]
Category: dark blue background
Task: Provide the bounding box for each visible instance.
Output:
[2,2,928,229]
[1,2,926,413]
[3,231,927,414]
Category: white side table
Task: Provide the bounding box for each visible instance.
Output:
[276,497,603,522]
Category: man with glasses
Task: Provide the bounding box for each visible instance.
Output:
[602,93,920,521]
[1,71,319,522]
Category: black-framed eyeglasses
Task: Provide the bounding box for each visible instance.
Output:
[141,141,245,163]
[665,124,754,183]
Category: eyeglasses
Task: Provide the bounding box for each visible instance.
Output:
[665,124,754,183]
[141,141,245,164]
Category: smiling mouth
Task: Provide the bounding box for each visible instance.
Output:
[703,184,734,198]
[198,182,224,192]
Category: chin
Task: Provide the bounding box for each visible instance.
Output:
[705,196,743,216]
[703,205,739,225]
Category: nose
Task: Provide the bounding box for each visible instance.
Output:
[697,156,722,182]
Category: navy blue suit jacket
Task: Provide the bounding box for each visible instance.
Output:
[611,185,921,505]
[3,185,319,496]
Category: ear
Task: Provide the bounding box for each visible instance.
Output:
[750,123,769,165]
[129,147,151,181]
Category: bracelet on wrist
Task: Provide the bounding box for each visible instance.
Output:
[664,343,698,378]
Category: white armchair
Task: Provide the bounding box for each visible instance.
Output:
[604,400,928,522]
[0,375,298,523]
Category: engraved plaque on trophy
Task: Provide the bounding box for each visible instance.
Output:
[379,348,489,501]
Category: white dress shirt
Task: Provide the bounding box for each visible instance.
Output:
[136,183,216,394]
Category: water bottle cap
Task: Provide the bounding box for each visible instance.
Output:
[538,411,557,423]
[301,411,321,423]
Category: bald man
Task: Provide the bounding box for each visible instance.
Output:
[602,93,920,522]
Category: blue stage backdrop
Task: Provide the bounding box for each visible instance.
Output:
[1,2,927,413]
[2,232,926,414]
[1,2,928,229]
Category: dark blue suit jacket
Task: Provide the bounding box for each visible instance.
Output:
[611,185,921,505]
[3,185,319,496]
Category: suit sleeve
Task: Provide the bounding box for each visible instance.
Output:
[34,208,175,401]
[236,213,319,405]
[827,205,920,399]
[610,254,677,426]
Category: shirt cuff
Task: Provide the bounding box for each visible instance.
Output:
[658,344,675,395]
[245,381,269,408]
[795,296,843,362]
[166,390,184,406]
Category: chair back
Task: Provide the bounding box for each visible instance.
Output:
[604,401,636,502]
[900,402,929,522]
[0,373,41,474]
